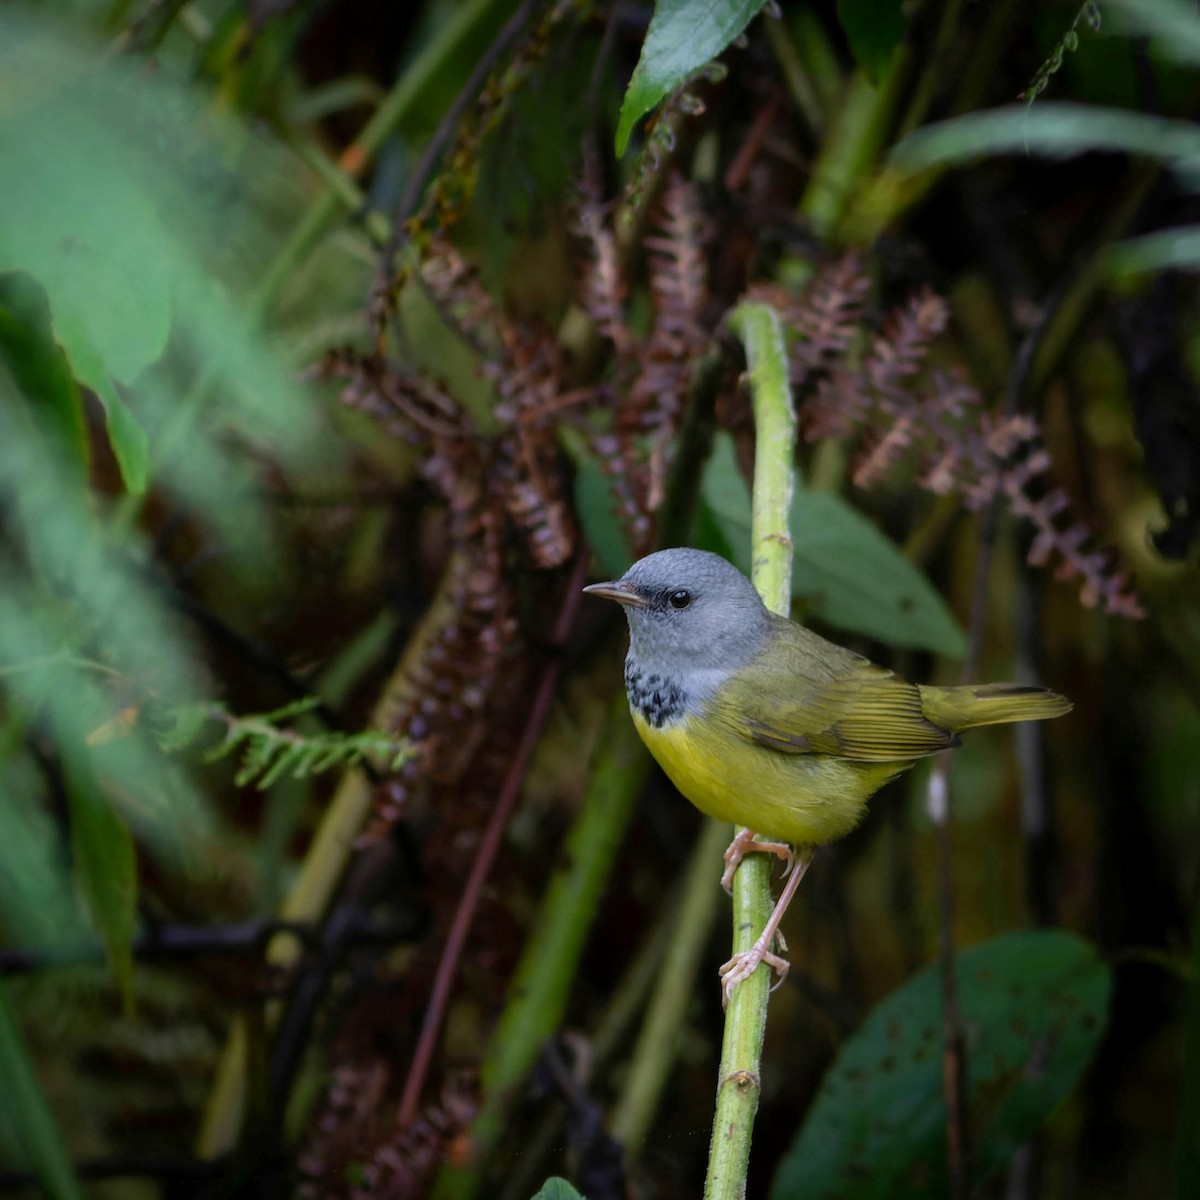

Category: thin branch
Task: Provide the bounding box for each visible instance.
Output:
[396,551,590,1127]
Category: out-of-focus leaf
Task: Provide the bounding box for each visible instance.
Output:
[837,0,909,84]
[700,435,966,655]
[615,0,769,156]
[0,13,332,523]
[1106,0,1200,67]
[0,81,171,492]
[787,489,966,657]
[0,274,87,484]
[61,754,137,1008]
[771,931,1111,1199]
[563,429,633,579]
[529,1179,584,1200]
[0,983,85,1200]
[1106,226,1200,277]
[0,750,91,955]
[892,103,1200,190]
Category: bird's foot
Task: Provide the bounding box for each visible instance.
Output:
[721,829,794,893]
[719,931,789,1007]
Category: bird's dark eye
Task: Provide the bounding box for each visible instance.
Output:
[668,589,692,610]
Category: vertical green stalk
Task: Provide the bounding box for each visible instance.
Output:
[431,695,648,1200]
[798,54,911,243]
[609,817,730,1153]
[705,301,795,1198]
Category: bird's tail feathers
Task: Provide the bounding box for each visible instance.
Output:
[918,682,1072,731]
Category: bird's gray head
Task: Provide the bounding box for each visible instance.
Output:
[583,548,771,683]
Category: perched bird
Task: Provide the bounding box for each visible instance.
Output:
[584,547,1071,1000]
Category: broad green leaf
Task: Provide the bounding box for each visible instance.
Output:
[530,1179,585,1200]
[697,432,755,572]
[787,489,966,657]
[62,754,137,1009]
[771,931,1111,1199]
[0,983,86,1200]
[700,435,966,655]
[0,92,170,493]
[0,14,330,515]
[615,0,769,157]
[837,0,909,84]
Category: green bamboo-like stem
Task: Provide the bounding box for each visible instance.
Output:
[798,54,912,243]
[763,16,824,136]
[498,870,703,1200]
[610,817,730,1153]
[431,694,649,1200]
[705,300,795,1198]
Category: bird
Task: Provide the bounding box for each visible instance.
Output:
[583,547,1072,1002]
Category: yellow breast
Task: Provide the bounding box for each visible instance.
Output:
[631,704,897,847]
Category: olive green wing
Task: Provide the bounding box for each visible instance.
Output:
[711,626,958,763]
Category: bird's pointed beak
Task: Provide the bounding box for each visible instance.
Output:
[582,580,649,608]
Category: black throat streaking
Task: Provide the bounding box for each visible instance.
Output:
[625,660,687,728]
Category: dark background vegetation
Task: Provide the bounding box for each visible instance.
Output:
[1,1,1198,1197]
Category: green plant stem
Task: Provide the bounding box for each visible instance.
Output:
[610,817,730,1153]
[764,16,823,135]
[498,872,700,1200]
[798,55,912,243]
[706,300,796,1198]
[431,694,649,1200]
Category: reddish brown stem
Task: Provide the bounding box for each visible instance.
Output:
[396,551,590,1127]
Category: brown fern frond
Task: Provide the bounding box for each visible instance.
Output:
[863,287,950,399]
[795,289,1143,617]
[299,1066,477,1200]
[575,145,631,359]
[753,253,872,390]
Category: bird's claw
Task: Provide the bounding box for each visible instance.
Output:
[719,932,790,1007]
[721,829,795,893]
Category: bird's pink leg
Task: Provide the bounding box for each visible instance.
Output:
[719,850,813,1006]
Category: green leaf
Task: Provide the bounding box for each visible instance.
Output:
[700,434,966,655]
[771,930,1111,1199]
[562,428,634,579]
[0,274,88,484]
[530,1179,585,1200]
[788,489,967,657]
[0,94,171,494]
[698,432,754,572]
[615,0,769,157]
[837,0,909,84]
[892,103,1200,191]
[1106,226,1200,277]
[62,753,137,1009]
[0,982,86,1200]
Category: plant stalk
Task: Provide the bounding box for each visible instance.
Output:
[705,300,795,1198]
